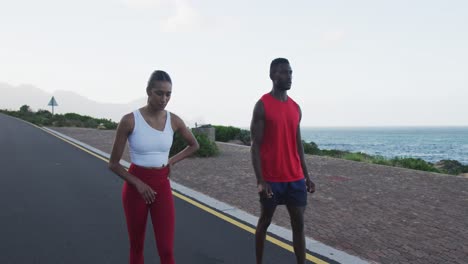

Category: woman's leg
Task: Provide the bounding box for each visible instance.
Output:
[149,178,175,264]
[123,182,149,264]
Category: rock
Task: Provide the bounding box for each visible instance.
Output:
[97,123,106,129]
[192,127,215,142]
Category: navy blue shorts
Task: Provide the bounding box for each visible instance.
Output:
[259,179,307,208]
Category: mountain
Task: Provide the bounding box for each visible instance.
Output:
[0,82,145,122]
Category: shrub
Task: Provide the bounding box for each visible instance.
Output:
[343,153,367,162]
[64,113,85,121]
[2,106,119,129]
[320,149,348,158]
[84,119,99,128]
[302,140,320,155]
[391,157,439,172]
[463,165,468,173]
[170,130,218,158]
[37,109,53,119]
[96,118,118,129]
[371,156,392,166]
[434,160,465,175]
[194,133,219,157]
[51,114,66,127]
[213,125,241,142]
[19,104,32,113]
[238,129,251,146]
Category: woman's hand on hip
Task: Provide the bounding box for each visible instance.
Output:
[167,159,175,179]
[135,181,157,204]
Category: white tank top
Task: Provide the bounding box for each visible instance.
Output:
[128,110,174,167]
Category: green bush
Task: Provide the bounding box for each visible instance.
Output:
[37,109,53,119]
[213,125,241,142]
[170,130,218,158]
[435,160,466,175]
[238,129,251,146]
[320,149,348,158]
[302,140,320,155]
[64,113,86,121]
[463,165,468,173]
[370,156,392,166]
[84,119,99,128]
[19,104,31,113]
[50,114,65,127]
[96,118,118,129]
[391,157,439,172]
[194,133,219,157]
[0,106,118,129]
[343,153,367,162]
[35,110,53,126]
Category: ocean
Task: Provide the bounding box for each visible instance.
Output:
[300,127,468,164]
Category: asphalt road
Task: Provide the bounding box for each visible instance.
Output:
[0,113,327,264]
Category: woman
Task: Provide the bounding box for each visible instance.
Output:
[109,70,199,264]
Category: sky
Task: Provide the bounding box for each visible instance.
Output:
[1,0,467,127]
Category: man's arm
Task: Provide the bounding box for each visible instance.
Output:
[250,100,272,196]
[296,106,316,193]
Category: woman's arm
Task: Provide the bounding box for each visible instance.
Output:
[169,113,199,166]
[108,113,157,204]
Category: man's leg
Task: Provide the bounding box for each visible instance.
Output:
[286,205,306,264]
[255,204,276,264]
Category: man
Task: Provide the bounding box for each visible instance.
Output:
[250,58,315,264]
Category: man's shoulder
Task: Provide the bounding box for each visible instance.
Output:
[259,93,271,101]
[288,95,299,104]
[289,96,302,108]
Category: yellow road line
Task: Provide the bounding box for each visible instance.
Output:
[39,125,329,264]
[37,125,109,163]
[172,191,328,264]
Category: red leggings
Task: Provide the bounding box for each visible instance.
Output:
[123,164,175,264]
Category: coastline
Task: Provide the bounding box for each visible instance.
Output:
[300,126,468,166]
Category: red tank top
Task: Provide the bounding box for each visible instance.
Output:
[260,93,303,182]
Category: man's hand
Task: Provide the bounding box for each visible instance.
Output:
[257,180,273,198]
[135,181,157,204]
[305,177,315,193]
